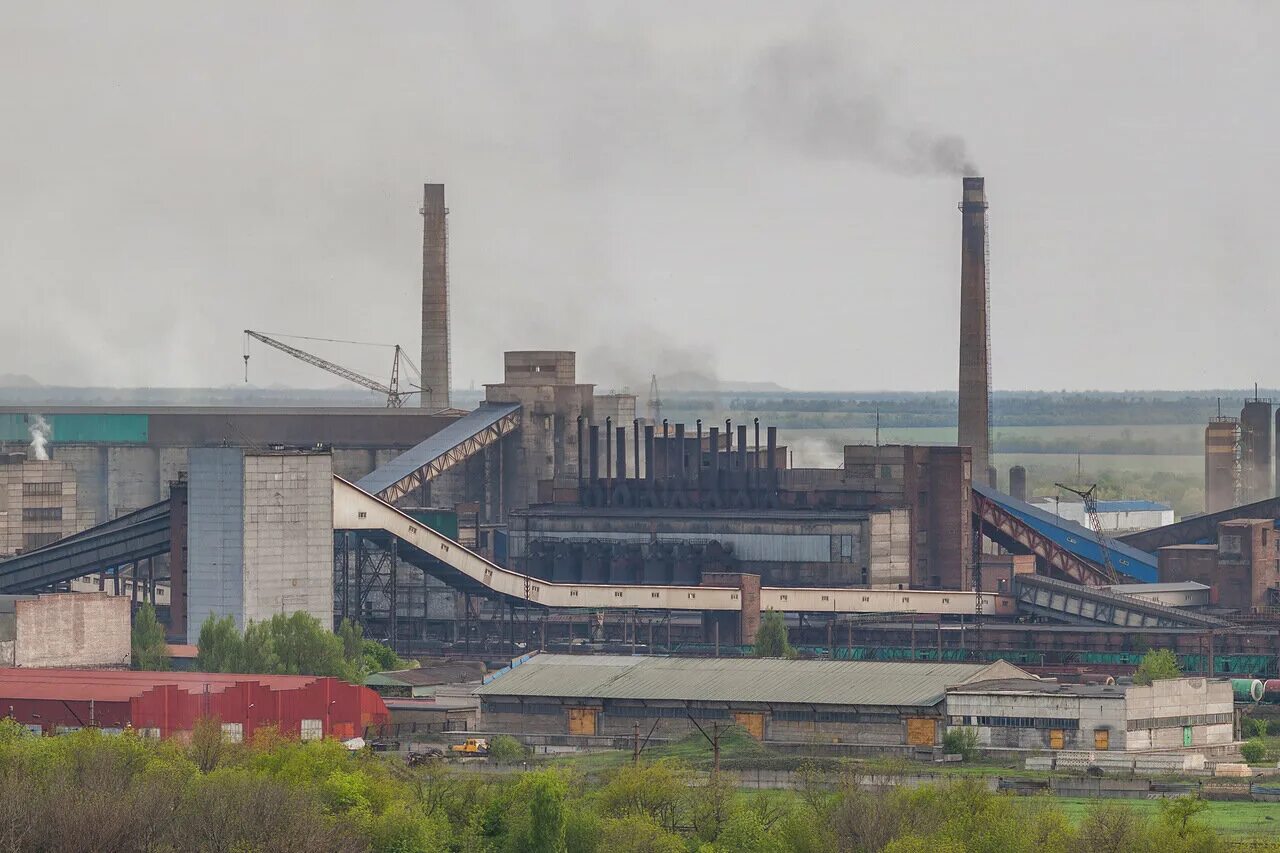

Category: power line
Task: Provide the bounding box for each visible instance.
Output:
[252,331,399,349]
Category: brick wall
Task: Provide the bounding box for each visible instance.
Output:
[13,592,130,668]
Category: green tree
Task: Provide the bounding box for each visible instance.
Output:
[1241,739,1266,764]
[338,618,364,662]
[527,771,568,853]
[131,601,170,671]
[941,727,978,760]
[1133,649,1182,686]
[267,611,356,679]
[597,814,685,853]
[752,610,793,658]
[195,614,243,673]
[596,762,688,832]
[196,611,358,680]
[362,638,410,673]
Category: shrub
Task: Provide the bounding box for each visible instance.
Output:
[1133,649,1181,686]
[1242,717,1269,739]
[488,734,531,765]
[1240,738,1266,765]
[942,727,978,760]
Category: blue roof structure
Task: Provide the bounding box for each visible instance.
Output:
[975,482,1159,582]
[1094,500,1171,513]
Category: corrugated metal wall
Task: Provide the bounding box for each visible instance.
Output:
[187,448,245,630]
[0,413,148,444]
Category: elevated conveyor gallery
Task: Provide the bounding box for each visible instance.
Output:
[1012,574,1228,629]
[0,499,172,593]
[972,483,1158,585]
[335,477,1011,617]
[1118,496,1280,553]
[355,402,520,504]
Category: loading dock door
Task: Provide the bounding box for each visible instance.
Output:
[733,712,765,740]
[1094,729,1109,750]
[906,718,936,746]
[1049,729,1065,750]
[568,708,598,736]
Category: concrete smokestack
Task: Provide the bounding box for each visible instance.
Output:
[420,183,451,410]
[958,177,990,476]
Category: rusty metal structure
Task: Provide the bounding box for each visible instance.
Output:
[1204,415,1240,513]
[958,177,991,477]
[420,183,451,411]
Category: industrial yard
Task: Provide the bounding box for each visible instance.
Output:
[4,2,1280,850]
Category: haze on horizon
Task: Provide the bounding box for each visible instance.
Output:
[2,2,1277,395]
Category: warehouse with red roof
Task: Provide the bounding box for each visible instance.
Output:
[0,668,389,741]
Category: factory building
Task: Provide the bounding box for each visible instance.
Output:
[1158,518,1280,611]
[1030,498,1174,533]
[1239,397,1272,504]
[0,408,462,525]
[186,447,334,636]
[0,455,92,556]
[947,675,1234,752]
[476,653,1034,746]
[510,506,896,588]
[1204,416,1240,513]
[514,440,968,591]
[0,592,130,668]
[483,351,595,513]
[1099,581,1212,609]
[0,668,388,740]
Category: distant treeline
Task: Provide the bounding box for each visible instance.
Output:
[660,393,1247,428]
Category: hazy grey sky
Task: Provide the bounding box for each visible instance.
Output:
[2,2,1277,393]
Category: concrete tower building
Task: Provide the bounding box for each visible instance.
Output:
[958,177,991,476]
[1239,398,1271,504]
[420,184,451,411]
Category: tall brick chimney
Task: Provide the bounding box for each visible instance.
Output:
[420,183,451,410]
[958,177,990,476]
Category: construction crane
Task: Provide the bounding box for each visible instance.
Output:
[243,330,421,408]
[1054,482,1120,584]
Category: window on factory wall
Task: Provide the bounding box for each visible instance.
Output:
[23,532,60,551]
[22,482,62,496]
[221,722,244,744]
[1221,534,1243,556]
[301,719,323,741]
[22,507,63,522]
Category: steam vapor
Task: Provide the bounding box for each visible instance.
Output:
[28,415,51,461]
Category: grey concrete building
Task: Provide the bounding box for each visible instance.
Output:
[475,653,1032,746]
[0,457,93,556]
[946,676,1235,752]
[0,408,456,526]
[187,448,334,638]
[483,352,595,512]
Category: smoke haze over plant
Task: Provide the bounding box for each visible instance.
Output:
[0,3,1277,393]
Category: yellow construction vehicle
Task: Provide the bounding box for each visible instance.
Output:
[450,738,490,756]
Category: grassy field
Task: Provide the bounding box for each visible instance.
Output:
[1053,797,1280,837]
[993,452,1202,477]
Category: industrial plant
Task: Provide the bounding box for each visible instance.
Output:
[2,178,1279,756]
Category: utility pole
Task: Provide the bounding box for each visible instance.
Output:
[687,715,723,777]
[633,718,660,767]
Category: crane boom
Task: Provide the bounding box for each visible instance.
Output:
[243,330,412,407]
[1055,482,1119,584]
